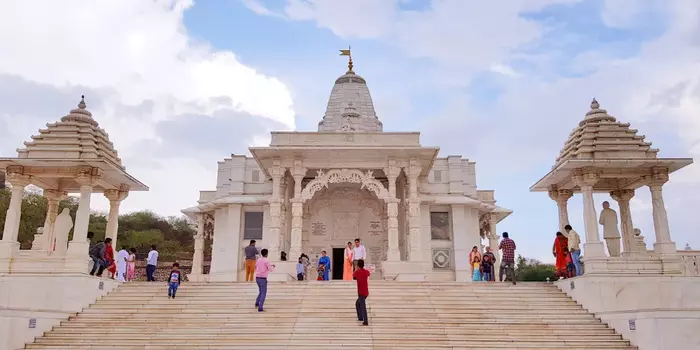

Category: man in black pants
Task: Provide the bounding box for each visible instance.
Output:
[353,260,370,326]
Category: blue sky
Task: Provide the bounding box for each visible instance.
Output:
[1,0,699,263]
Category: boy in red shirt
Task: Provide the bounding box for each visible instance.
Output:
[353,260,370,326]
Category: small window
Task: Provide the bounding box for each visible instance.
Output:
[433,170,442,182]
[243,212,263,240]
[251,170,260,183]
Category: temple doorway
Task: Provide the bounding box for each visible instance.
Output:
[332,248,344,280]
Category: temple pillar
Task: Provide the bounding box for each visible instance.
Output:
[289,161,306,259]
[66,169,100,257]
[645,169,676,255]
[104,188,128,250]
[191,213,205,276]
[406,160,423,262]
[35,189,64,251]
[0,174,30,273]
[488,214,501,272]
[572,170,606,258]
[384,161,401,261]
[267,161,284,261]
[610,189,635,254]
[548,188,573,232]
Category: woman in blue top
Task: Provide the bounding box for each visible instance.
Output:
[318,251,331,281]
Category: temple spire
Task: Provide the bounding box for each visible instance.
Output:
[339,46,353,73]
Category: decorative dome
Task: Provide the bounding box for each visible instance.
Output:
[554,98,658,168]
[318,66,383,132]
[17,96,125,170]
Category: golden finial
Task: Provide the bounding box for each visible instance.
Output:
[339,46,353,72]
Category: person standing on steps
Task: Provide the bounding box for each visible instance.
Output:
[244,240,259,282]
[353,259,370,326]
[88,237,110,277]
[564,225,582,276]
[318,251,331,281]
[255,249,275,312]
[352,238,366,275]
[168,263,182,299]
[146,245,159,282]
[498,232,517,285]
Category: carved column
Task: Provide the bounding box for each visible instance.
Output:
[39,189,65,251]
[384,161,401,261]
[67,167,101,256]
[548,188,573,232]
[645,168,676,254]
[406,160,423,262]
[610,189,635,254]
[1,173,30,244]
[289,160,306,259]
[571,170,606,258]
[191,213,206,275]
[267,161,284,261]
[488,214,501,270]
[104,187,129,250]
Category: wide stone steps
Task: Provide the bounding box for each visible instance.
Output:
[24,281,635,350]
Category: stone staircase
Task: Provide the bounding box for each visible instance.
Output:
[25,281,635,350]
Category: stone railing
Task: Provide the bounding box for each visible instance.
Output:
[680,250,700,276]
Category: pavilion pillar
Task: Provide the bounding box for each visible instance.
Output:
[67,169,100,257]
[406,160,423,262]
[610,189,635,254]
[488,214,501,273]
[38,189,67,251]
[0,173,30,272]
[191,213,206,276]
[571,170,606,258]
[645,169,676,255]
[267,161,285,261]
[548,188,573,232]
[385,161,401,261]
[104,188,128,250]
[289,161,306,259]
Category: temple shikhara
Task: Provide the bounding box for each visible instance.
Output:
[182,52,512,282]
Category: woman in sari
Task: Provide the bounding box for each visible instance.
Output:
[105,242,116,279]
[318,251,331,281]
[343,242,354,280]
[552,232,569,279]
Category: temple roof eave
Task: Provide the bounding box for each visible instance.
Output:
[181,194,271,215]
[0,157,149,192]
[249,146,440,177]
[529,157,694,193]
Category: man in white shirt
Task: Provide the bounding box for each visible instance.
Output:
[146,245,159,282]
[564,225,582,276]
[352,238,366,272]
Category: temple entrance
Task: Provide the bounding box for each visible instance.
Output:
[332,248,344,280]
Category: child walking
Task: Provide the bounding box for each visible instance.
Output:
[168,263,182,299]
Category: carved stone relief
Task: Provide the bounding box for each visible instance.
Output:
[432,248,452,270]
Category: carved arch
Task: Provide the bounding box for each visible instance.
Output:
[300,169,389,203]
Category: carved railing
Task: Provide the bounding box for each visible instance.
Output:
[680,250,700,276]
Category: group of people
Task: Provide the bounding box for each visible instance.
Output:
[312,238,366,281]
[552,224,582,279]
[87,233,160,282]
[470,232,518,284]
[252,243,371,326]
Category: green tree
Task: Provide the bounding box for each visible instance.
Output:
[515,255,556,282]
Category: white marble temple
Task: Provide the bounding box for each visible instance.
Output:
[182,58,512,282]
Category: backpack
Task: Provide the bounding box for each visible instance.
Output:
[89,242,105,258]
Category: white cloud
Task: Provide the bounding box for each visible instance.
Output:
[0,0,296,215]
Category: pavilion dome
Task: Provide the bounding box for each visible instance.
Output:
[16,96,126,170]
[317,64,383,132]
[553,98,659,169]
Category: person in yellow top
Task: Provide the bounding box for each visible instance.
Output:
[564,225,582,276]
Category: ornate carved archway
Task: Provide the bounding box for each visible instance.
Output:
[300,168,389,203]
